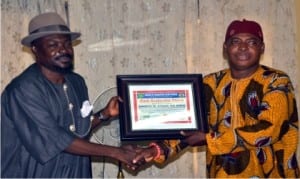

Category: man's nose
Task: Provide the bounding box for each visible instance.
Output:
[58,45,67,53]
[238,41,249,50]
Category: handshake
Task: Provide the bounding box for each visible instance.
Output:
[113,130,207,171]
[94,96,206,170]
[115,142,161,171]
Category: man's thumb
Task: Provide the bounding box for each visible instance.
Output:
[180,130,186,136]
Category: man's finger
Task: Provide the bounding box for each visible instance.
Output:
[180,130,187,136]
[118,96,123,102]
[180,130,195,137]
[133,155,143,164]
[144,156,154,162]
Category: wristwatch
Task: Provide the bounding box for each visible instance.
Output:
[90,112,110,122]
[98,112,110,121]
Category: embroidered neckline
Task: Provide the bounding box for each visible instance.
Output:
[63,83,91,137]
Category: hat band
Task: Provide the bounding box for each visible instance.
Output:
[30,25,70,34]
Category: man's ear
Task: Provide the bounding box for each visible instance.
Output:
[223,43,228,59]
[31,46,37,54]
[260,43,265,53]
[223,43,227,50]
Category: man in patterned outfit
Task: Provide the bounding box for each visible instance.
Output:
[133,19,299,178]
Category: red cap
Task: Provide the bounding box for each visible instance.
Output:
[225,19,263,42]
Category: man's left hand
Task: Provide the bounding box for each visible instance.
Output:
[100,96,122,119]
[180,131,207,146]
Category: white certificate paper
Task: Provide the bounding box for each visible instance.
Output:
[128,84,197,130]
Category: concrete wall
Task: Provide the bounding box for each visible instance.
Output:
[1,0,299,178]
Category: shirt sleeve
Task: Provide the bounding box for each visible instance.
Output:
[153,139,187,163]
[7,82,75,164]
[236,77,298,149]
[206,73,298,155]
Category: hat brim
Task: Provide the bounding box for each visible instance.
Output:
[21,31,81,47]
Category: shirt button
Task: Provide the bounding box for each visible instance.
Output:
[69,124,76,131]
[69,103,74,110]
[90,115,95,121]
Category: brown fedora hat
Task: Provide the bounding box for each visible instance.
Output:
[21,12,81,47]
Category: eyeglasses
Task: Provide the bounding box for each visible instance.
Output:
[227,38,262,48]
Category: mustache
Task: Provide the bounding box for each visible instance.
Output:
[54,54,73,61]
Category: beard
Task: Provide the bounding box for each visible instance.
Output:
[45,63,74,74]
[42,54,74,74]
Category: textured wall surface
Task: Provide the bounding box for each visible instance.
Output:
[1,0,299,178]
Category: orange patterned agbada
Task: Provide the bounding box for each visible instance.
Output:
[155,65,299,178]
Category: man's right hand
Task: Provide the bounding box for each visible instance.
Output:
[132,145,160,164]
[116,144,156,170]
